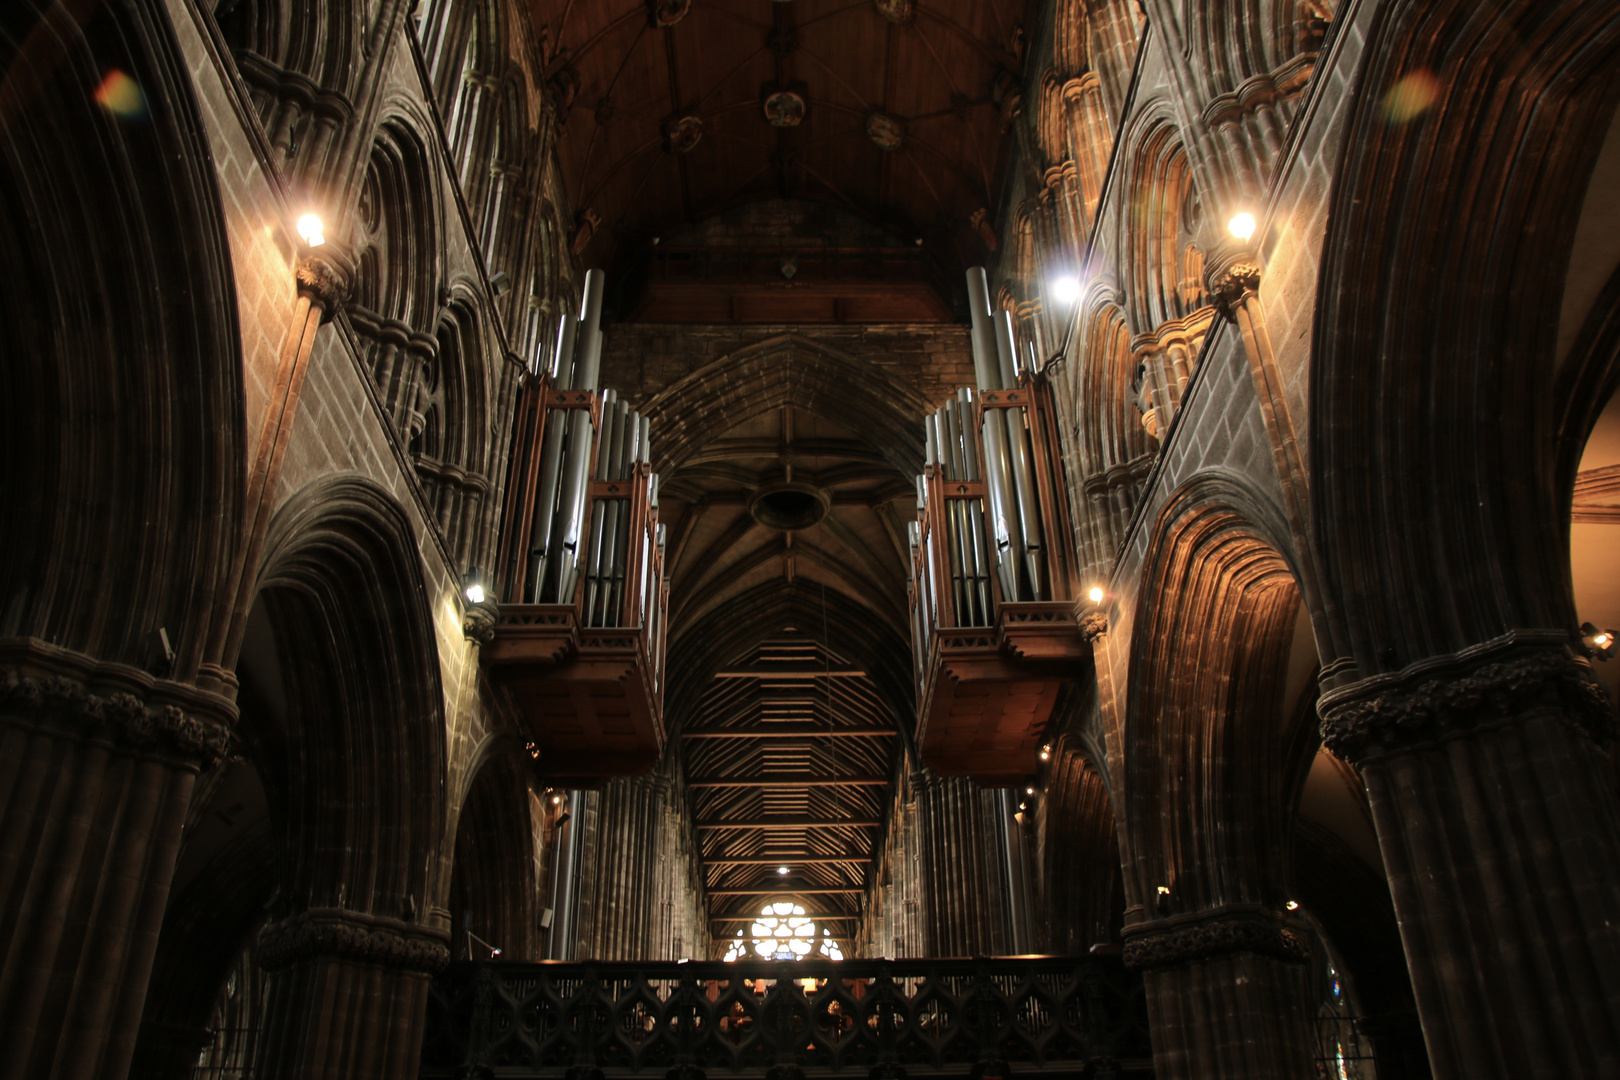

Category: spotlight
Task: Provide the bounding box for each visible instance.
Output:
[1286,900,1300,911]
[296,213,326,247]
[463,567,487,605]
[777,866,789,875]
[1227,212,1256,241]
[1582,622,1617,660]
[1087,586,1105,605]
[1051,275,1081,304]
[1039,744,1051,761]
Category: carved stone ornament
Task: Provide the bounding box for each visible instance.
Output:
[1079,611,1109,643]
[648,0,691,28]
[763,89,806,128]
[1,648,233,769]
[865,111,904,151]
[1318,633,1616,765]
[873,0,915,24]
[463,598,500,645]
[571,208,601,256]
[666,114,704,154]
[1122,905,1310,970]
[296,247,353,317]
[1208,261,1262,320]
[257,908,451,974]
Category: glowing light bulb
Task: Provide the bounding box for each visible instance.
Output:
[1228,212,1256,241]
[1597,634,1611,647]
[465,582,485,604]
[296,213,326,247]
[1088,586,1105,604]
[1051,276,1081,304]
[552,795,562,806]
[1025,786,1036,796]
[1157,885,1171,896]
[777,866,789,875]
[1286,900,1300,911]
[1039,744,1051,761]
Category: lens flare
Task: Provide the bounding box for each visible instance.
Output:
[1381,70,1441,124]
[94,70,147,118]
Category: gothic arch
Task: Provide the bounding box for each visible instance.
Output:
[0,0,245,676]
[213,0,359,95]
[448,737,540,961]
[1122,473,1311,914]
[1119,111,1210,333]
[353,112,442,328]
[419,292,496,564]
[1069,295,1151,574]
[246,474,448,920]
[1036,734,1125,954]
[641,334,935,477]
[1310,0,1620,671]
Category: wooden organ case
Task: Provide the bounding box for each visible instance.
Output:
[482,272,668,782]
[908,270,1088,786]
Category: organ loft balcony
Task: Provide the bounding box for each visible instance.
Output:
[908,272,1089,787]
[481,273,668,784]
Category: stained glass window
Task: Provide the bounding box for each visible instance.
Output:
[721,902,845,962]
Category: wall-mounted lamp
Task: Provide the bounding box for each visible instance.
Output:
[1286,900,1300,911]
[463,567,487,605]
[296,212,326,247]
[1038,743,1052,762]
[1051,275,1081,305]
[1227,212,1256,242]
[1087,585,1106,605]
[1582,622,1616,660]
[1155,884,1171,917]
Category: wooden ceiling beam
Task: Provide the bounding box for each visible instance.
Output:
[704,857,873,866]
[707,888,864,897]
[690,776,887,788]
[712,669,868,679]
[696,818,881,829]
[683,725,893,738]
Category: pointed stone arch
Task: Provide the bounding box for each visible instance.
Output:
[641,333,935,477]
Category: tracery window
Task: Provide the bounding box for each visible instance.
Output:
[721,902,845,962]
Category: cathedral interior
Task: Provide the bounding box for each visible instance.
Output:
[4,0,1620,1078]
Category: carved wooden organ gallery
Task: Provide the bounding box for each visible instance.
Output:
[909,269,1086,786]
[485,271,669,781]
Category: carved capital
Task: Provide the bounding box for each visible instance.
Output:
[296,247,353,316]
[1122,905,1309,969]
[258,908,450,974]
[1319,634,1615,764]
[1208,261,1262,320]
[463,599,501,645]
[1078,611,1109,642]
[0,642,234,768]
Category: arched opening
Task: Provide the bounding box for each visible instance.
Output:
[448,744,542,962]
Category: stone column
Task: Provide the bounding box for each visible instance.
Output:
[1320,635,1620,1079]
[0,640,232,1080]
[253,908,450,1080]
[1123,906,1316,1080]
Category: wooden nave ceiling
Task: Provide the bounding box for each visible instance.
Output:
[530,0,1027,322]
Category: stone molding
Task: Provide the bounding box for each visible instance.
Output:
[0,638,234,768]
[1318,631,1615,765]
[1122,905,1310,969]
[258,908,451,974]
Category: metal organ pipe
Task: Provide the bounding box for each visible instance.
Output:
[995,310,1046,600]
[965,270,1022,604]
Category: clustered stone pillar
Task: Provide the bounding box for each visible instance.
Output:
[0,641,231,1080]
[1122,906,1316,1080]
[1320,636,1620,1079]
[252,909,450,1080]
[915,770,1011,956]
[578,775,667,959]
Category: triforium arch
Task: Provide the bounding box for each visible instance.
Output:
[1032,716,1125,956]
[421,288,496,565]
[0,1,245,1073]
[1120,472,1319,1080]
[1309,1,1620,1073]
[243,474,450,1078]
